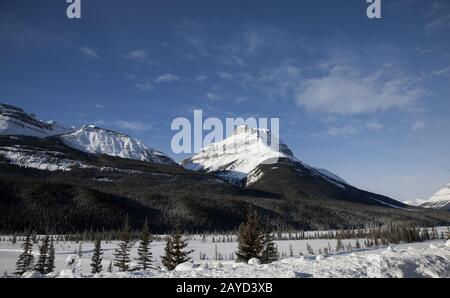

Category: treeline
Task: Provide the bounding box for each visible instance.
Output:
[2,159,450,235]
[10,211,281,276]
[10,211,449,277]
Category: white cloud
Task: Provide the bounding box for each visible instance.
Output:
[433,66,450,76]
[425,2,450,33]
[205,92,222,101]
[93,120,106,126]
[218,72,234,80]
[174,21,287,66]
[91,104,106,109]
[416,47,433,55]
[365,120,383,130]
[295,64,424,115]
[411,120,426,131]
[233,96,247,104]
[79,47,100,59]
[255,63,302,100]
[114,120,152,132]
[155,74,181,83]
[134,82,154,91]
[124,49,154,64]
[326,125,358,137]
[132,73,183,91]
[194,75,208,82]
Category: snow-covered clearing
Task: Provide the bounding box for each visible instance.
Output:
[1,234,449,278]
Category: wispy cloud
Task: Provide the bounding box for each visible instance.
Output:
[323,119,383,138]
[326,125,358,137]
[425,1,450,33]
[0,11,69,49]
[123,49,154,64]
[411,120,426,131]
[433,66,450,76]
[90,104,106,109]
[154,73,181,83]
[79,47,100,59]
[205,92,222,101]
[134,82,155,91]
[194,75,208,82]
[114,120,152,132]
[174,20,287,66]
[131,73,183,91]
[295,62,424,115]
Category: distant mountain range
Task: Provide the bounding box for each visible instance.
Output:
[1,103,449,233]
[406,183,450,211]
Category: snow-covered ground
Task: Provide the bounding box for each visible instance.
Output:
[1,233,449,278]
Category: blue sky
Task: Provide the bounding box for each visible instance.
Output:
[1,0,450,202]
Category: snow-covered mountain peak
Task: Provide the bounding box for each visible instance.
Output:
[183,125,295,180]
[60,125,175,165]
[0,103,72,137]
[419,182,450,210]
[183,125,346,186]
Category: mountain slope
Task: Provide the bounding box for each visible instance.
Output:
[0,103,175,165]
[1,106,449,233]
[0,103,72,137]
[1,134,449,234]
[60,125,175,165]
[420,183,450,211]
[183,125,406,209]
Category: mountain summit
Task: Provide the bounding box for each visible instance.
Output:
[183,125,344,186]
[183,125,406,209]
[420,183,450,211]
[61,125,175,165]
[0,103,72,137]
[0,103,175,166]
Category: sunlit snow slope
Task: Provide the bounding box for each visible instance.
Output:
[0,103,72,137]
[60,125,175,165]
[183,125,345,186]
[420,183,450,210]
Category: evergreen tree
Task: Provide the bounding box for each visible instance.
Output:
[136,219,154,270]
[113,216,135,272]
[162,229,193,271]
[235,211,264,262]
[77,242,83,258]
[91,238,103,274]
[45,236,55,274]
[260,232,278,264]
[35,235,50,274]
[161,236,174,270]
[15,234,34,276]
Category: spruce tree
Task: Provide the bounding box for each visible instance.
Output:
[35,234,50,274]
[113,216,135,272]
[260,232,278,264]
[91,238,103,274]
[136,220,154,270]
[162,229,193,271]
[77,242,83,258]
[235,211,264,262]
[161,236,174,270]
[45,236,55,274]
[15,234,34,276]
